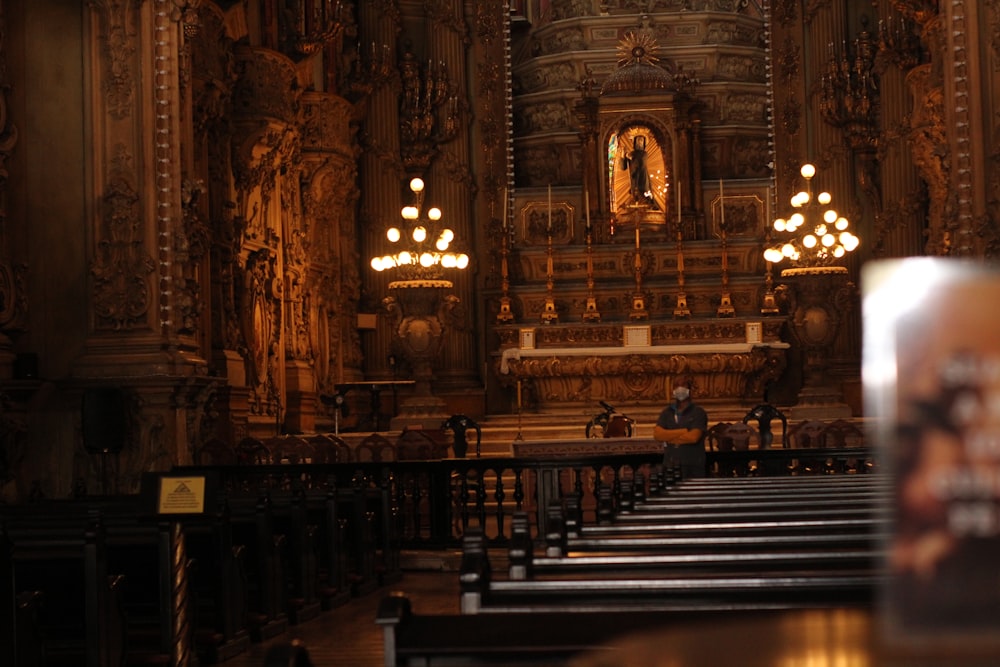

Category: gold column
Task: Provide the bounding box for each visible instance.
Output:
[358,5,401,381]
[872,2,924,258]
[425,4,477,388]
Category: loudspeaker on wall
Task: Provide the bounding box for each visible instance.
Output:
[82,387,128,454]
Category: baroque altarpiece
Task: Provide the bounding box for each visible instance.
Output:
[0,0,996,498]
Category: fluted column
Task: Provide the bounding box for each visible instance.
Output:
[872,2,924,258]
[424,1,477,388]
[359,2,402,380]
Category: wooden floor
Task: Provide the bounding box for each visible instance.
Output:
[219,569,460,667]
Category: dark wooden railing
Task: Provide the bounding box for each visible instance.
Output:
[175,445,875,549]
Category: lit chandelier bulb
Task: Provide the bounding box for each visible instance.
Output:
[764,247,784,263]
[427,207,442,221]
[387,227,401,243]
[457,254,470,269]
[412,226,427,243]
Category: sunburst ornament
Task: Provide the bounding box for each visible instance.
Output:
[617,30,660,68]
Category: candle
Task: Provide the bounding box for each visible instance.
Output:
[584,188,591,231]
[517,380,522,409]
[676,184,682,221]
[547,185,552,233]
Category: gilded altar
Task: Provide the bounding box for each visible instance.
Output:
[496,319,787,408]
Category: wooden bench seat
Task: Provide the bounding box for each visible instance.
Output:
[559,530,878,553]
[523,547,880,576]
[377,592,757,666]
[470,573,877,614]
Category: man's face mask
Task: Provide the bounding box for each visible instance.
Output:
[673,387,690,402]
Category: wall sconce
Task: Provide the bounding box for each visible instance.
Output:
[763,164,860,268]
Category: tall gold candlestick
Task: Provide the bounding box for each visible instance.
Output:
[541,204,558,323]
[583,187,600,322]
[673,194,690,318]
[629,206,648,320]
[717,179,734,317]
[547,184,552,233]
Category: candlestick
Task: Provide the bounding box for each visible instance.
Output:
[501,187,508,231]
[547,185,552,233]
[676,183,682,221]
[517,380,522,409]
[585,188,591,231]
[719,178,725,225]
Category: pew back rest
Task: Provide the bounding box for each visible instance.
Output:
[722,423,754,451]
[356,434,396,462]
[307,434,353,462]
[266,436,315,464]
[788,420,830,448]
[236,437,273,464]
[396,429,449,460]
[705,423,732,451]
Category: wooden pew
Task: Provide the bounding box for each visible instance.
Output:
[377,591,732,667]
[469,473,885,610]
[463,529,878,614]
[183,501,252,663]
[549,476,887,556]
[0,510,127,667]
[224,492,291,642]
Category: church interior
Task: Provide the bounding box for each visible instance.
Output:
[2,0,1000,664]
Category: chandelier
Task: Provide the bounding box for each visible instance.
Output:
[369,178,469,280]
[763,164,860,268]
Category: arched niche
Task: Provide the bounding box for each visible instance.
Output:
[597,96,702,235]
[607,122,673,225]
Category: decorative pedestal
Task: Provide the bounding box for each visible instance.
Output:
[383,279,457,429]
[780,266,854,419]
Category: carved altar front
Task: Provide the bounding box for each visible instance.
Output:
[496,319,787,408]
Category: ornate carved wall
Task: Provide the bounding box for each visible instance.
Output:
[0,0,997,499]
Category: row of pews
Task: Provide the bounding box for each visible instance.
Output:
[378,467,888,666]
[0,467,399,666]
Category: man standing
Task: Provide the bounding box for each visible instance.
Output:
[654,381,708,478]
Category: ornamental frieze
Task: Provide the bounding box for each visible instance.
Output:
[717,55,767,83]
[501,345,786,403]
[91,176,155,331]
[90,0,137,121]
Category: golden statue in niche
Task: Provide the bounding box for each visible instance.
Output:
[609,125,671,224]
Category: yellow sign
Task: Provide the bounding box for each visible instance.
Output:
[157,476,206,514]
